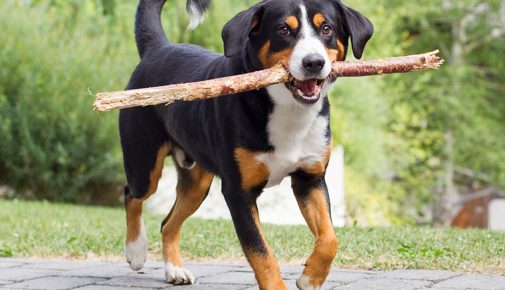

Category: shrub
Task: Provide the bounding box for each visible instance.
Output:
[0,1,137,203]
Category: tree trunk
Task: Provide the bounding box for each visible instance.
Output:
[433,130,457,227]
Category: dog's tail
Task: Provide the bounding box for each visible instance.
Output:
[186,0,211,30]
[135,0,211,58]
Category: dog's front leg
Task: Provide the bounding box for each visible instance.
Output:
[223,186,288,290]
[291,172,338,290]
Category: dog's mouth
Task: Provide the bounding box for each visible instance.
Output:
[286,78,326,106]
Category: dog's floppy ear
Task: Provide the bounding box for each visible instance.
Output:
[221,3,264,57]
[335,1,373,59]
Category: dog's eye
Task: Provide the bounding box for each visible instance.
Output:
[321,24,333,37]
[278,26,291,37]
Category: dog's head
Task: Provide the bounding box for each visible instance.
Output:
[222,0,373,105]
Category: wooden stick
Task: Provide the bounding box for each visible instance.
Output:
[93,50,443,112]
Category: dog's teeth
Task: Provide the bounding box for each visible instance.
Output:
[297,89,304,97]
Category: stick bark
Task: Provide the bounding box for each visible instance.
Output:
[93,50,444,112]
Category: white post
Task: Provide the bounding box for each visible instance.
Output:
[326,146,346,227]
[489,199,505,231]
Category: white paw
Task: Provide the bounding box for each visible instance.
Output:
[296,274,321,290]
[165,262,195,285]
[124,220,148,271]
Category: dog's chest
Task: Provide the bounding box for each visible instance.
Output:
[257,85,329,187]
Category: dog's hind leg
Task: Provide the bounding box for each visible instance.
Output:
[161,163,213,285]
[120,108,170,271]
[123,142,170,271]
[123,191,149,271]
[291,172,338,290]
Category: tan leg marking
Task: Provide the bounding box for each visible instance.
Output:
[245,205,288,290]
[295,188,338,288]
[125,143,170,271]
[124,198,148,271]
[234,148,270,191]
[125,198,144,243]
[126,143,170,242]
[148,143,170,196]
[162,165,214,266]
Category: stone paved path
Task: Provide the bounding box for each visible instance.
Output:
[1,258,504,290]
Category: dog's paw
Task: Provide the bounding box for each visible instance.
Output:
[296,274,321,290]
[124,224,148,271]
[165,262,195,285]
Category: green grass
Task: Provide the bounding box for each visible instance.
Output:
[0,199,504,274]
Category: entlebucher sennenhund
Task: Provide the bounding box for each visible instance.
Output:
[120,0,373,289]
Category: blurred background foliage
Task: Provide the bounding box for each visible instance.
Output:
[0,0,503,225]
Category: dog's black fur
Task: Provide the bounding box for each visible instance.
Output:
[120,0,372,288]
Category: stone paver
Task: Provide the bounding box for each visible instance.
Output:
[198,271,257,285]
[0,262,24,269]
[97,275,169,288]
[178,284,248,290]
[0,258,504,290]
[432,274,505,289]
[0,280,14,286]
[335,277,432,290]
[187,264,246,278]
[376,269,461,281]
[21,261,103,271]
[1,267,57,281]
[62,263,138,278]
[287,269,375,284]
[7,277,105,290]
[74,286,148,290]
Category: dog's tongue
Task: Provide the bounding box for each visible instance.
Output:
[297,79,318,96]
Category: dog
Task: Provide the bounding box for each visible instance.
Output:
[119,0,373,289]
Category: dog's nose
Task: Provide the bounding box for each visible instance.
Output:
[302,54,325,74]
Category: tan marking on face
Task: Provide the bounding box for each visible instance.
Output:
[234,148,270,191]
[301,140,333,176]
[326,48,339,62]
[336,39,345,60]
[326,39,346,62]
[294,187,338,287]
[313,13,326,28]
[259,41,293,68]
[244,205,288,290]
[161,165,214,266]
[285,16,299,31]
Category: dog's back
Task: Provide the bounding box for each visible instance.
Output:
[128,0,225,89]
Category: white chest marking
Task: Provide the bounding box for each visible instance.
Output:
[260,84,329,187]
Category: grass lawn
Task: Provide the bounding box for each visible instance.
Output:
[0,199,504,274]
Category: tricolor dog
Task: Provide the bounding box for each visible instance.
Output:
[120,0,373,289]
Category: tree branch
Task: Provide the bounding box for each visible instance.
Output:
[93,50,444,112]
[465,28,505,53]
